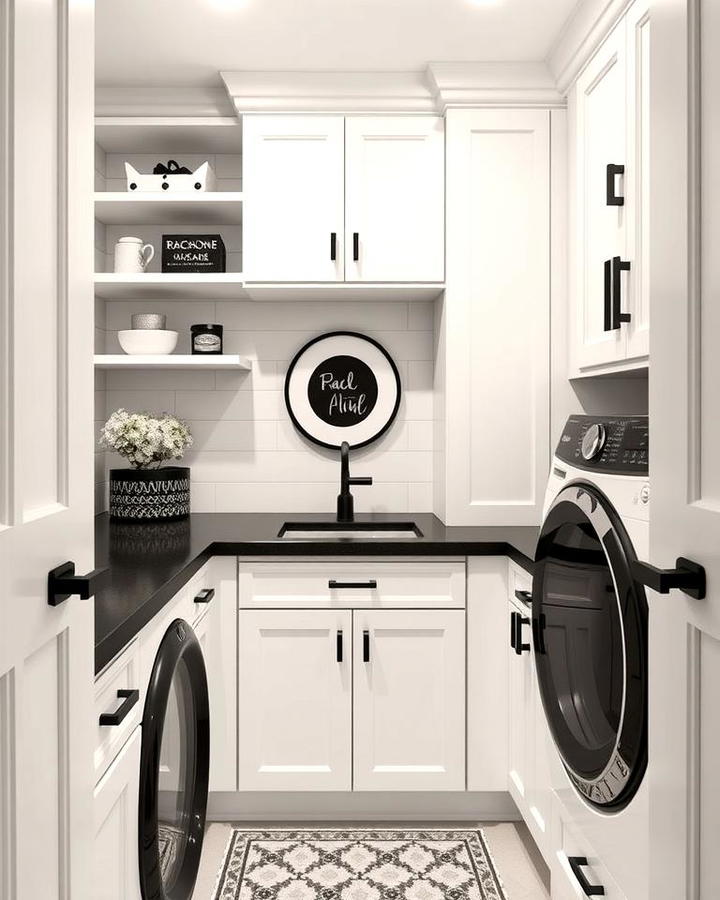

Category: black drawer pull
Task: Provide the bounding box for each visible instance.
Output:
[352,232,359,261]
[328,580,377,590]
[194,588,215,604]
[612,256,632,328]
[511,611,530,655]
[514,589,532,606]
[606,163,625,206]
[99,689,139,727]
[336,630,343,663]
[363,629,370,662]
[603,259,613,332]
[330,231,337,261]
[568,857,605,896]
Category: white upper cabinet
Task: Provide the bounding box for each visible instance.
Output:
[243,114,445,284]
[569,0,650,375]
[243,115,345,282]
[344,116,445,282]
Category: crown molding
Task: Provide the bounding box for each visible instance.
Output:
[95,86,234,117]
[547,0,633,95]
[426,62,564,110]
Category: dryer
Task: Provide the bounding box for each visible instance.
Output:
[533,415,649,899]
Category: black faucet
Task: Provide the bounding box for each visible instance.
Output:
[337,441,373,523]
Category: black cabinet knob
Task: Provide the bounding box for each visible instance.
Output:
[48,561,108,606]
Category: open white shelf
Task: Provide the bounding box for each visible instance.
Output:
[94,354,251,371]
[94,192,243,225]
[242,283,446,302]
[95,117,242,154]
[94,273,247,300]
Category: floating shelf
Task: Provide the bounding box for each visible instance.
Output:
[242,283,446,302]
[94,354,251,371]
[94,273,248,300]
[94,192,243,226]
[95,117,242,154]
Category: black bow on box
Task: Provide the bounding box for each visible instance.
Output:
[152,159,192,175]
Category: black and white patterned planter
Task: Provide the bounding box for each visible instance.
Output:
[109,467,190,522]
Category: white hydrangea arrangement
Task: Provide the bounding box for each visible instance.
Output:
[100,408,193,469]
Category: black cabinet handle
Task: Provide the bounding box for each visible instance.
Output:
[612,256,632,328]
[514,589,532,606]
[328,580,377,590]
[48,561,108,606]
[194,588,215,604]
[631,557,706,600]
[363,629,370,662]
[511,611,530,655]
[352,232,359,262]
[568,857,605,896]
[510,611,518,651]
[330,232,337,261]
[603,259,613,332]
[606,163,625,206]
[336,630,343,663]
[99,689,139,727]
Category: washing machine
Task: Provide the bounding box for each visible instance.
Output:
[533,415,649,899]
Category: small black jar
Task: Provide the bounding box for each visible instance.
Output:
[191,323,223,355]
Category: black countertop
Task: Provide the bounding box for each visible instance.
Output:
[94,512,537,674]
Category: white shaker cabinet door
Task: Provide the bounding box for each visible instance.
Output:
[238,609,352,791]
[93,728,142,900]
[243,115,344,282]
[572,24,628,370]
[353,609,465,791]
[344,116,445,282]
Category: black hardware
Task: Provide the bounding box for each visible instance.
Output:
[603,259,613,332]
[606,163,625,206]
[631,557,706,600]
[330,232,337,261]
[336,630,343,663]
[532,614,547,655]
[363,629,370,662]
[612,256,632,328]
[514,589,532,606]
[510,611,518,651]
[99,688,139,726]
[568,857,605,896]
[337,441,373,523]
[353,232,359,262]
[193,588,215,604]
[510,611,530,655]
[48,561,108,607]
[329,580,378,590]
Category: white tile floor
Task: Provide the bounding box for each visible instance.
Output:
[192,821,551,899]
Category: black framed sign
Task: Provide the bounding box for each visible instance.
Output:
[284,332,402,450]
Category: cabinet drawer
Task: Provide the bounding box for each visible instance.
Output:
[239,560,466,608]
[553,814,626,900]
[94,639,142,784]
[509,560,533,611]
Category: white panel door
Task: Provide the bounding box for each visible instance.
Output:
[573,24,628,370]
[93,728,142,900]
[443,108,550,526]
[507,604,532,812]
[344,116,444,282]
[0,2,95,898]
[238,609,352,791]
[243,115,344,282]
[353,609,465,791]
[648,1,720,897]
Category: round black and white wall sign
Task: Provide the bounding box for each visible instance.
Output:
[284,332,401,450]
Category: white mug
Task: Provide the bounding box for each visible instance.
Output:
[114,236,155,273]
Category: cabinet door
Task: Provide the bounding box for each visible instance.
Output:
[192,558,237,792]
[624,1,651,361]
[573,24,628,370]
[243,115,344,281]
[507,604,533,814]
[238,609,352,790]
[93,728,142,900]
[345,116,445,282]
[353,609,465,791]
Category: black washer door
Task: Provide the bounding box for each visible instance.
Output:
[139,619,209,900]
[533,482,647,811]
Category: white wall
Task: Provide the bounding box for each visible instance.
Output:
[95,299,434,514]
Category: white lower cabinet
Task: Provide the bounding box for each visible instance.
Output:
[552,810,627,900]
[353,609,466,791]
[237,609,353,791]
[93,727,142,900]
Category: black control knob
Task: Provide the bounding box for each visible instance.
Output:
[581,423,607,461]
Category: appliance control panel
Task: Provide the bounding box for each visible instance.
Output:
[555,415,649,475]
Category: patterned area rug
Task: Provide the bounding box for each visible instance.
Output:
[212,829,507,900]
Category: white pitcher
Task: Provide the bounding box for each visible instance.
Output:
[113,236,155,273]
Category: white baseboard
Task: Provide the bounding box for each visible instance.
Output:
[207,791,519,823]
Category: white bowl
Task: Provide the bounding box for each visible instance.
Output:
[118,329,178,355]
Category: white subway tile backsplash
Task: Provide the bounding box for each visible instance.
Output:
[106,390,176,416]
[214,481,409,514]
[190,482,216,513]
[408,482,434,512]
[216,300,408,333]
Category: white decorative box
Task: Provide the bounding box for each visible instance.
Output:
[124,160,216,192]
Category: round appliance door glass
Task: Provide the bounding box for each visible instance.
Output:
[139,619,209,900]
[533,482,647,811]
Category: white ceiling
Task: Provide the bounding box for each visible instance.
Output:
[96,0,581,87]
